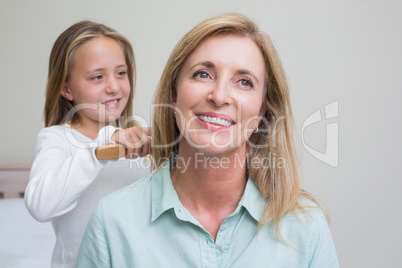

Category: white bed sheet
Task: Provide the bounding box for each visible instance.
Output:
[0,198,55,268]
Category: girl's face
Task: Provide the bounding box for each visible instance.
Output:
[61,36,130,129]
[174,34,265,157]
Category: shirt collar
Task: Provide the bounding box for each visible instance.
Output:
[150,162,175,222]
[150,160,266,223]
[239,178,266,222]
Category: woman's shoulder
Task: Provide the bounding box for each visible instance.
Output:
[293,196,328,222]
[286,197,338,267]
[274,197,331,249]
[96,166,170,219]
[91,175,153,226]
[100,175,153,206]
[278,196,329,233]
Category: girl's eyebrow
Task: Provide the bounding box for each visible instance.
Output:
[84,68,105,75]
[85,64,127,74]
[115,64,128,69]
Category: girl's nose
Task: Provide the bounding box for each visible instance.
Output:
[105,76,119,94]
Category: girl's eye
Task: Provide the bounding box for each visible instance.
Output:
[238,78,254,88]
[117,71,127,76]
[91,75,103,81]
[193,71,210,80]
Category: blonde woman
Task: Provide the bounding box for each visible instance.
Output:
[78,13,338,267]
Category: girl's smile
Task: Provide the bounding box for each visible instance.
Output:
[101,98,122,110]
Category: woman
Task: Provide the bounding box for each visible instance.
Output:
[77,13,339,267]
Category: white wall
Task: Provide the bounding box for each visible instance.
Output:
[1,0,401,267]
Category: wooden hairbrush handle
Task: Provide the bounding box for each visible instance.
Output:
[95,143,126,160]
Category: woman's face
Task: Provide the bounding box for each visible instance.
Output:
[174,34,266,157]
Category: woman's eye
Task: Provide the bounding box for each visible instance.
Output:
[193,71,210,79]
[239,79,254,88]
[117,71,127,76]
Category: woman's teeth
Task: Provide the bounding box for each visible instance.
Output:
[197,115,233,127]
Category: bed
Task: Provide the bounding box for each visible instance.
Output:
[0,165,55,268]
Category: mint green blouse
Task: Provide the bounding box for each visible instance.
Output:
[77,162,339,267]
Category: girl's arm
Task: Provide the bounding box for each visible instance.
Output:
[24,125,116,222]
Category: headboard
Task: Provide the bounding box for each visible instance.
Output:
[0,164,31,199]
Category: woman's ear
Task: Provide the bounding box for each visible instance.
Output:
[254,107,265,128]
[172,90,177,105]
[258,106,265,120]
[60,83,74,101]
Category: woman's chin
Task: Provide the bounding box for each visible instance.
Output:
[185,139,245,158]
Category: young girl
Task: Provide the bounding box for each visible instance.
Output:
[24,21,150,267]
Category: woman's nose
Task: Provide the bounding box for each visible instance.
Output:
[207,80,232,107]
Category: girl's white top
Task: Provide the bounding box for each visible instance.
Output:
[25,125,150,267]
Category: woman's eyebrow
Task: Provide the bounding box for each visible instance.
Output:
[190,61,215,70]
[189,62,260,84]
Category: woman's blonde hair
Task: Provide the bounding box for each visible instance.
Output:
[44,20,136,127]
[152,13,321,239]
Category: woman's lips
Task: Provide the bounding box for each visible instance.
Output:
[195,112,235,131]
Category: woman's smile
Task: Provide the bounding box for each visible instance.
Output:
[195,112,235,130]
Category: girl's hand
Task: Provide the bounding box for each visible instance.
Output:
[111,127,151,158]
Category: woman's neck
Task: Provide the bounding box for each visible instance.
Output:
[171,142,248,214]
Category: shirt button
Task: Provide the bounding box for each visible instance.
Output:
[219,246,225,252]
